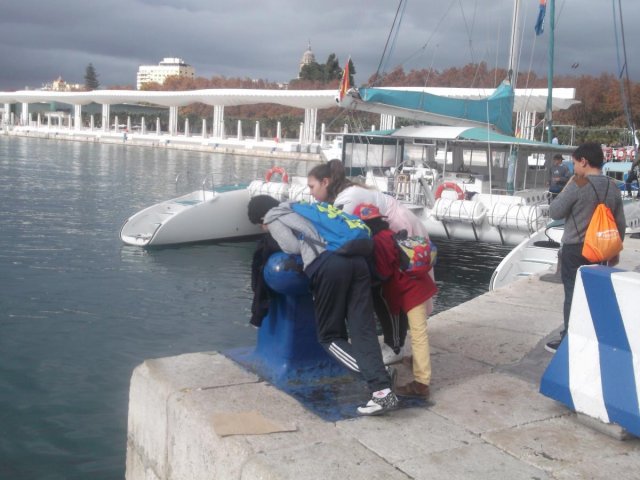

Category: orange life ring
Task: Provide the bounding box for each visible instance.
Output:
[434,182,465,200]
[616,149,627,161]
[265,166,289,183]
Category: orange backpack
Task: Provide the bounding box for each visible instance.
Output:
[581,180,623,263]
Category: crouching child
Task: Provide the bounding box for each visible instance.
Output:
[354,203,438,399]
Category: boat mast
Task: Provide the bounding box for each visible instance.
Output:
[507,0,522,85]
[546,0,555,143]
[613,0,637,149]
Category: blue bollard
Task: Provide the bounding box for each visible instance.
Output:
[225,253,346,390]
[253,253,338,382]
[540,265,640,436]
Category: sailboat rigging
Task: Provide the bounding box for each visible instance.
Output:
[612,0,637,150]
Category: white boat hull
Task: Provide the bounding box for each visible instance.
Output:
[489,223,564,291]
[120,188,262,246]
[120,177,551,247]
[490,199,640,290]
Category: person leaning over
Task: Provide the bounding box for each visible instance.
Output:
[548,154,570,201]
[353,203,437,399]
[545,143,626,353]
[247,195,398,416]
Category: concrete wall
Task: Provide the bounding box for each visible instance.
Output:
[126,352,405,479]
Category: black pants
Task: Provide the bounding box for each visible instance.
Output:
[310,254,390,393]
[626,171,638,198]
[372,285,407,353]
[560,243,594,337]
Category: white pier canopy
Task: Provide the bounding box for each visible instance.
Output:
[0,89,338,109]
[0,89,339,141]
[0,87,577,143]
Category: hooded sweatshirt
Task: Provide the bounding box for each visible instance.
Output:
[263,202,327,273]
[549,175,626,245]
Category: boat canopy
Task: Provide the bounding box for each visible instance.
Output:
[355,81,515,135]
[385,125,573,151]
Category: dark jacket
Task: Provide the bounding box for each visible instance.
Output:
[250,233,281,327]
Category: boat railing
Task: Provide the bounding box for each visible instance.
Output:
[201,173,215,200]
[386,159,439,207]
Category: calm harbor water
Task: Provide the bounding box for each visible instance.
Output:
[0,136,511,479]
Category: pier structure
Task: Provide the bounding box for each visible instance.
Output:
[0,89,340,150]
[0,87,577,152]
[125,237,640,479]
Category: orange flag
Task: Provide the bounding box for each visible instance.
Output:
[339,57,351,101]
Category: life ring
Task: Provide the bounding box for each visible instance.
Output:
[604,147,613,161]
[265,166,289,183]
[616,149,626,161]
[434,182,465,200]
[629,148,637,161]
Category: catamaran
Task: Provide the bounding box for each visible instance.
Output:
[120,0,577,247]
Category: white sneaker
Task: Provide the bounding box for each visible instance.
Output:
[357,390,399,416]
[381,343,403,365]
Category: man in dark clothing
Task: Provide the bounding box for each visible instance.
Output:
[546,143,626,353]
[548,154,570,201]
[625,160,640,199]
[247,195,398,416]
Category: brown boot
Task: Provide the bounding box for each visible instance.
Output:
[395,380,430,399]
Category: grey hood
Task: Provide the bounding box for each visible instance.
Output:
[264,202,327,269]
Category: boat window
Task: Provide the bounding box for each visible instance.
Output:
[343,135,403,170]
[434,144,452,166]
[463,149,489,168]
[491,151,507,168]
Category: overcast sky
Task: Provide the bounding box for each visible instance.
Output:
[0,0,638,91]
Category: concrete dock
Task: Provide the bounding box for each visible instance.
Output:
[2,128,326,162]
[126,237,640,480]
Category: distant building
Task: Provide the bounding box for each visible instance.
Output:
[42,76,82,91]
[136,58,195,90]
[298,41,315,78]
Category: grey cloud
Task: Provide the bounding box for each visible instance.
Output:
[0,0,638,91]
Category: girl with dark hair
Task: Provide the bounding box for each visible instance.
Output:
[308,160,429,237]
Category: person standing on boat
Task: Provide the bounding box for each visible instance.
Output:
[547,154,570,201]
[307,160,434,365]
[246,195,398,416]
[624,159,640,199]
[353,203,437,399]
[546,143,626,353]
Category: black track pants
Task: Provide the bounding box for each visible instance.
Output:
[560,243,593,336]
[310,254,390,393]
[372,284,407,353]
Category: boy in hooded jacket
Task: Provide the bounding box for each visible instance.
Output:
[247,195,398,416]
